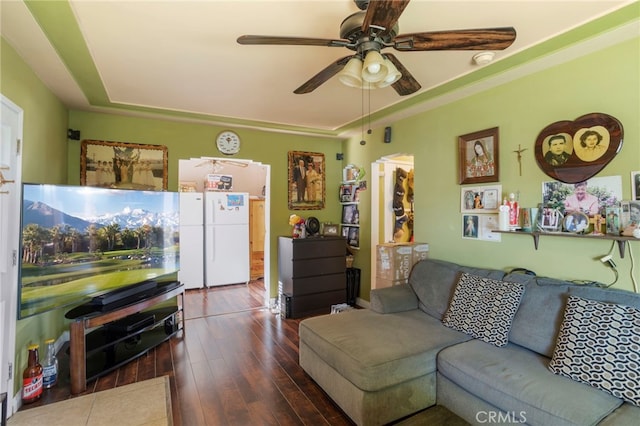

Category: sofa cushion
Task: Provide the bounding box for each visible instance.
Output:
[442,273,524,347]
[370,284,419,314]
[409,259,505,320]
[299,309,471,392]
[548,295,640,407]
[438,339,622,425]
[504,273,572,357]
[598,403,640,426]
[569,284,640,309]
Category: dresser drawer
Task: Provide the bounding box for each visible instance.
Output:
[282,272,346,296]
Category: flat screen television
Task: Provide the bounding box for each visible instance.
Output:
[19,183,180,318]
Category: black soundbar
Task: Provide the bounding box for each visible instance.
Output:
[91,280,158,306]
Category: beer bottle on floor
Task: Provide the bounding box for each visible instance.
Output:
[22,344,43,404]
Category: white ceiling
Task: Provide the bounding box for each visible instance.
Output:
[1,0,636,136]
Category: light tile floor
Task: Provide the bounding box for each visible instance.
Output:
[8,376,171,426]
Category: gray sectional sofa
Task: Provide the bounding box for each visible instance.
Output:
[299,259,640,425]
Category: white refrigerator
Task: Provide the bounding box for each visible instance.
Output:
[178,192,205,289]
[204,191,250,286]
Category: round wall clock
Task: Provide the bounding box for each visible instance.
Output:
[216,130,241,155]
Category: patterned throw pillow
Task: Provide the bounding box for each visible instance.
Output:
[549,296,640,406]
[442,273,525,347]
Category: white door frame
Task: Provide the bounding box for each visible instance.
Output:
[1,94,23,417]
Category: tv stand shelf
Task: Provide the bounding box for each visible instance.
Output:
[492,230,638,258]
[65,282,184,394]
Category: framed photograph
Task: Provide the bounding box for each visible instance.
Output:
[342,204,359,225]
[605,207,621,235]
[340,184,355,202]
[537,205,564,232]
[81,139,168,190]
[342,226,360,248]
[288,151,325,210]
[461,185,502,213]
[563,211,590,233]
[322,223,339,236]
[632,171,640,201]
[542,176,623,217]
[458,127,499,184]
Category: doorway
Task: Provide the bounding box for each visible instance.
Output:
[1,95,23,416]
[177,158,271,309]
[370,154,414,281]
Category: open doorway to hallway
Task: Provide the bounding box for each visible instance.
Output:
[178,158,271,308]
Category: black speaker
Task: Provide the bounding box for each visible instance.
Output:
[384,126,392,143]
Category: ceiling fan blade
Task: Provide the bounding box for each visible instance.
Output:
[237,35,347,47]
[362,0,411,37]
[294,56,354,94]
[394,27,517,51]
[385,53,421,96]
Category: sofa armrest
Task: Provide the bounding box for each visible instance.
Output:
[370,284,419,314]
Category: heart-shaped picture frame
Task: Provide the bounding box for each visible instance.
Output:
[534,113,623,183]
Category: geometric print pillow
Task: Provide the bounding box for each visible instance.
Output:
[548,296,640,406]
[442,273,525,347]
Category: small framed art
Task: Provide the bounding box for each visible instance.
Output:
[461,185,502,213]
[342,204,359,225]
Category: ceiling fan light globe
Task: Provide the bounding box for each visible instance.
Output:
[362,51,388,83]
[376,59,402,88]
[338,57,363,88]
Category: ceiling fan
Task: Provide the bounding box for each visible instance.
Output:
[237,0,516,96]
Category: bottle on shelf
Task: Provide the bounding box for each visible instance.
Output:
[43,338,58,389]
[22,344,43,404]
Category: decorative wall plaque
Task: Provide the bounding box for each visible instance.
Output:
[534,113,623,183]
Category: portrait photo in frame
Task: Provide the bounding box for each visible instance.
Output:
[81,139,168,190]
[461,184,502,213]
[342,225,360,248]
[288,151,325,210]
[341,204,359,225]
[458,127,499,184]
[632,171,640,201]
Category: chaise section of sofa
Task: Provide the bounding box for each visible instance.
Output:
[298,258,640,425]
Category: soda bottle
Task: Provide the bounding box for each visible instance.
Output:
[42,338,58,389]
[22,344,43,404]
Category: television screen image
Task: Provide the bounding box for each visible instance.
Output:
[19,184,180,318]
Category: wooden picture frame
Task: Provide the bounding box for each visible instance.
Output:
[458,127,499,184]
[288,151,325,210]
[81,139,168,190]
[534,113,624,184]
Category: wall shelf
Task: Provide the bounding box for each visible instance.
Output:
[493,230,638,258]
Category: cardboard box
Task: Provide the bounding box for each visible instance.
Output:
[376,242,429,282]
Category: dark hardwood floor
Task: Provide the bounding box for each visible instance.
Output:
[21,280,466,425]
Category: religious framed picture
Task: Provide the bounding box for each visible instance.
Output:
[458,127,499,185]
[460,184,502,214]
[80,139,168,190]
[288,151,325,210]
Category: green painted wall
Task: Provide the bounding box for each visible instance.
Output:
[343,36,640,297]
[66,111,345,295]
[1,38,70,395]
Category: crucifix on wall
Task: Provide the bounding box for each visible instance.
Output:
[513,144,527,176]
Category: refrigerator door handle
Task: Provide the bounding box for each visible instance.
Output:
[206,226,215,263]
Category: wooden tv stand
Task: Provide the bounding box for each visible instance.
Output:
[65,282,184,394]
